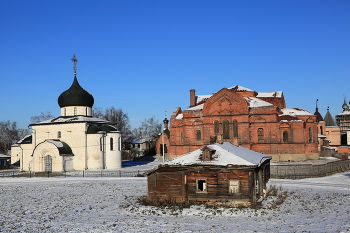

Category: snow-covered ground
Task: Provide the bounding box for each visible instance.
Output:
[1,163,350,232]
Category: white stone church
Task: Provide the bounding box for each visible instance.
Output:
[11,56,122,172]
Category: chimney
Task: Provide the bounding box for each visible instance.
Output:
[190,89,196,107]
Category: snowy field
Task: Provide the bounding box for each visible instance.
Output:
[1,167,350,232]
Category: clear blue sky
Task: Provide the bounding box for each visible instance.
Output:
[1,0,349,130]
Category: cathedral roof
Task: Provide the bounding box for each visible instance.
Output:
[324,109,337,126]
[29,116,109,126]
[58,76,94,108]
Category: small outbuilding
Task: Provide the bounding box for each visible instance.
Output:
[147,142,271,206]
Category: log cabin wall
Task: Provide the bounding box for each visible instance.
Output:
[147,165,265,206]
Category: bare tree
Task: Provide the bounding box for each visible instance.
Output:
[92,106,132,140]
[91,107,104,119]
[0,120,30,155]
[136,116,162,141]
[30,111,54,124]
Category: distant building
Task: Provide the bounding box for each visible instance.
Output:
[0,154,11,169]
[336,98,350,145]
[11,55,122,172]
[157,86,325,162]
[147,142,271,207]
[122,136,154,159]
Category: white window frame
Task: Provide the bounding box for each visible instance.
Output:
[229,180,240,194]
[196,179,207,193]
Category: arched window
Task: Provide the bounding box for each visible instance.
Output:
[258,128,264,143]
[110,137,114,150]
[308,127,313,143]
[283,130,289,143]
[57,131,61,138]
[214,121,219,135]
[196,130,201,145]
[233,120,238,138]
[320,126,323,135]
[74,107,77,116]
[181,131,185,144]
[223,120,230,139]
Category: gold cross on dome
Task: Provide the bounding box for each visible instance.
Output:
[71,54,78,75]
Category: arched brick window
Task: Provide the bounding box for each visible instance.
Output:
[308,127,313,143]
[181,131,185,144]
[196,130,201,145]
[258,128,264,143]
[233,120,238,138]
[223,120,230,139]
[214,121,219,135]
[283,130,289,143]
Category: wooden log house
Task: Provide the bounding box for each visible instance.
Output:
[147,142,271,206]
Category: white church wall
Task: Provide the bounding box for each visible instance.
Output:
[105,132,122,169]
[86,133,103,169]
[61,106,92,117]
[32,123,87,171]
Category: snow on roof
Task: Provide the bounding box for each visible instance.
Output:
[227,85,253,92]
[165,142,270,167]
[123,137,152,144]
[280,108,313,116]
[244,97,274,108]
[196,95,212,104]
[257,91,283,98]
[186,103,204,111]
[32,116,109,125]
[0,154,10,158]
[46,139,65,148]
[337,110,350,116]
[175,113,183,119]
[17,135,32,143]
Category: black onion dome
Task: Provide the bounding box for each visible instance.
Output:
[58,76,94,108]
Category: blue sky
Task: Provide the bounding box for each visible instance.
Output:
[1,0,349,129]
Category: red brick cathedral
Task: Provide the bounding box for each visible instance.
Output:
[157,85,325,162]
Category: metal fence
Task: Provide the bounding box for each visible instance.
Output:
[271,159,350,179]
[0,170,146,178]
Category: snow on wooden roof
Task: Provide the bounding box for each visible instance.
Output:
[165,142,270,167]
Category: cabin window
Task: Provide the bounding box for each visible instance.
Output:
[214,121,219,135]
[229,180,240,194]
[308,127,313,143]
[223,120,230,139]
[57,131,61,138]
[233,120,238,137]
[110,138,114,151]
[258,128,264,143]
[196,179,207,193]
[283,130,289,143]
[196,130,201,145]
